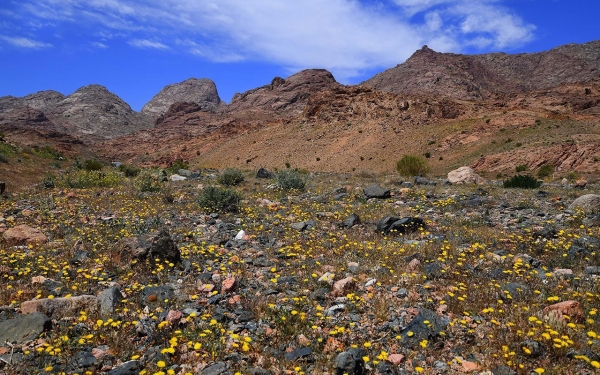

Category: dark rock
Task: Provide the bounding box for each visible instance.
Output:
[284,346,312,361]
[342,214,361,228]
[414,176,435,186]
[0,182,5,195]
[140,285,174,306]
[139,229,181,263]
[363,185,391,199]
[424,262,444,279]
[71,350,97,369]
[0,312,51,344]
[334,348,366,375]
[98,286,122,316]
[536,191,548,198]
[585,266,600,275]
[520,339,545,357]
[397,288,408,298]
[376,361,398,375]
[107,360,141,375]
[256,168,273,179]
[533,227,557,239]
[201,362,228,375]
[310,288,329,302]
[377,216,425,234]
[399,309,448,349]
[573,236,600,250]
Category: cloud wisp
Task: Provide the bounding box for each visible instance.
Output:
[3,0,536,80]
[0,35,52,49]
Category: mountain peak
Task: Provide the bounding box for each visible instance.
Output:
[141,78,222,117]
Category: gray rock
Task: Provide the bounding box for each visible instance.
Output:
[142,78,222,117]
[256,168,273,179]
[414,176,435,186]
[178,169,192,177]
[569,194,600,212]
[433,361,449,372]
[492,365,517,375]
[140,285,175,306]
[334,348,366,375]
[0,312,51,344]
[376,361,398,375]
[201,362,228,375]
[284,346,312,361]
[98,286,122,316]
[363,185,391,199]
[424,261,444,279]
[377,216,425,234]
[107,361,141,375]
[399,308,448,349]
[585,266,600,275]
[137,230,181,263]
[342,214,361,228]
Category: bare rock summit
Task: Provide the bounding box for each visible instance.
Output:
[141,78,223,117]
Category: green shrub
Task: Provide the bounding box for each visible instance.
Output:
[537,165,553,178]
[42,174,55,189]
[119,164,141,177]
[167,159,188,173]
[217,168,244,186]
[515,164,528,173]
[396,155,430,177]
[33,146,64,160]
[197,186,242,213]
[58,170,122,188]
[275,169,306,191]
[0,143,16,158]
[503,175,542,189]
[83,159,104,171]
[134,171,162,192]
[566,172,578,182]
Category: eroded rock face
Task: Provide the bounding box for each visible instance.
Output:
[363,41,600,100]
[142,78,222,117]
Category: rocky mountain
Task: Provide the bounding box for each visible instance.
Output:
[141,78,223,118]
[363,40,600,100]
[0,90,65,114]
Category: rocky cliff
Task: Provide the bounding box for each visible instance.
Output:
[141,78,223,118]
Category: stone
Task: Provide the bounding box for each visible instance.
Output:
[462,361,480,372]
[399,308,448,349]
[21,295,98,318]
[201,362,228,375]
[166,310,182,324]
[447,166,484,184]
[284,346,312,361]
[138,230,181,263]
[363,185,391,199]
[543,300,584,322]
[492,365,517,375]
[569,194,600,212]
[98,286,122,316]
[141,285,174,306]
[2,224,48,246]
[332,277,356,297]
[574,179,587,188]
[342,213,361,228]
[0,181,5,195]
[221,277,237,293]
[377,216,425,235]
[414,176,435,186]
[256,168,273,179]
[107,360,141,375]
[334,348,366,375]
[387,353,404,365]
[0,312,51,344]
[170,174,187,181]
[376,361,398,375]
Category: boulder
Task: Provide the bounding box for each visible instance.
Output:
[2,224,48,246]
[256,168,273,179]
[377,216,425,234]
[334,348,367,375]
[569,194,600,212]
[98,286,122,316]
[363,185,391,199]
[21,295,98,318]
[134,230,181,263]
[0,312,51,344]
[447,166,484,184]
[342,214,361,228]
[399,308,448,349]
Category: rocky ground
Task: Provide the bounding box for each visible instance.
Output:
[0,167,599,375]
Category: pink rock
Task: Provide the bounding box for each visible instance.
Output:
[21,295,98,318]
[3,224,48,246]
[543,300,584,322]
[406,258,420,272]
[221,277,237,294]
[461,361,480,372]
[388,353,404,365]
[166,310,182,323]
[332,277,355,297]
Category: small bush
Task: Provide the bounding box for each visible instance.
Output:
[503,175,542,189]
[566,172,578,182]
[217,168,244,187]
[134,171,162,192]
[424,152,431,159]
[537,165,554,178]
[42,174,55,189]
[515,164,528,173]
[119,164,141,177]
[83,159,104,171]
[0,143,16,158]
[197,186,242,213]
[275,169,306,191]
[167,159,189,174]
[33,146,64,160]
[396,155,430,177]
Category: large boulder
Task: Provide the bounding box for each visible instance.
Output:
[377,216,425,235]
[447,166,484,184]
[116,229,181,264]
[21,295,98,318]
[0,312,51,344]
[569,194,600,212]
[363,185,391,199]
[3,224,48,246]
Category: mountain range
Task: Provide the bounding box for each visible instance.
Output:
[1,39,600,176]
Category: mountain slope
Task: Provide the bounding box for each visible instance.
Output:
[141,78,223,117]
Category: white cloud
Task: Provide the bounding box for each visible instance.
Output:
[7,0,536,79]
[128,39,168,49]
[0,35,52,49]
[91,41,108,48]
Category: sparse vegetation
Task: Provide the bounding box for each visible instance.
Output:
[119,163,141,177]
[537,164,554,178]
[275,169,306,191]
[396,154,430,177]
[503,174,542,189]
[197,185,242,212]
[82,159,104,171]
[33,146,64,160]
[217,168,245,186]
[515,164,528,173]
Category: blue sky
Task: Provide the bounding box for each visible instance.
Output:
[1,0,599,111]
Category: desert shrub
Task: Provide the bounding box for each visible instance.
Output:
[167,159,188,173]
[424,152,431,158]
[58,170,122,188]
[0,143,16,158]
[537,165,554,178]
[515,164,528,173]
[134,171,162,192]
[42,174,55,189]
[566,172,578,182]
[197,185,242,213]
[83,159,104,171]
[33,146,64,160]
[217,168,244,186]
[396,155,430,177]
[275,169,306,191]
[503,175,542,189]
[119,164,141,177]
